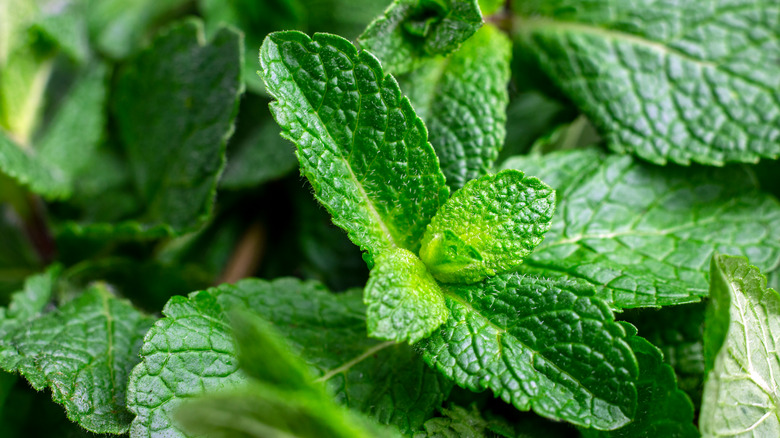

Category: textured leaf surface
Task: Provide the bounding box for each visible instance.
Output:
[420,169,555,284]
[503,149,780,310]
[358,0,483,74]
[513,0,780,165]
[414,404,513,438]
[113,19,242,235]
[128,278,451,437]
[260,31,449,259]
[699,254,780,437]
[582,324,697,438]
[220,121,297,189]
[0,276,154,434]
[419,273,638,430]
[365,248,448,343]
[401,24,511,190]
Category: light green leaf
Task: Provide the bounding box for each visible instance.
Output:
[513,0,780,165]
[414,404,512,438]
[0,130,68,199]
[365,248,448,344]
[503,150,780,310]
[30,1,90,63]
[110,19,242,235]
[0,277,155,434]
[420,169,555,284]
[358,0,483,74]
[128,278,451,437]
[38,63,108,179]
[260,31,449,260]
[699,254,780,437]
[418,273,638,430]
[582,323,697,438]
[478,0,504,16]
[401,24,511,190]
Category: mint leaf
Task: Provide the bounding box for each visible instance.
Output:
[513,0,780,165]
[177,311,402,438]
[699,254,780,436]
[358,0,483,74]
[38,64,107,180]
[419,273,638,430]
[220,121,298,190]
[503,150,780,310]
[128,278,450,437]
[109,19,242,235]
[260,31,449,259]
[401,24,511,190]
[478,0,504,16]
[0,131,68,199]
[415,404,512,438]
[420,169,555,284]
[30,2,90,64]
[365,248,448,343]
[0,276,154,434]
[582,323,697,438]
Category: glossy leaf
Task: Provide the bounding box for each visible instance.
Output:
[365,248,448,343]
[420,169,555,284]
[419,272,638,430]
[0,275,155,434]
[582,323,697,438]
[513,0,780,165]
[401,24,511,190]
[358,0,483,74]
[127,278,450,437]
[260,31,449,259]
[699,254,780,437]
[503,149,780,310]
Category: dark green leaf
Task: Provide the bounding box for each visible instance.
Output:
[128,278,451,437]
[0,274,155,434]
[581,323,697,438]
[419,273,638,430]
[358,0,483,74]
[513,0,780,165]
[220,121,298,190]
[260,31,449,260]
[401,24,511,190]
[0,128,68,199]
[503,150,780,310]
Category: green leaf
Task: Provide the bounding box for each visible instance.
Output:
[358,0,483,74]
[400,24,511,190]
[260,31,449,260]
[418,272,638,430]
[414,404,512,438]
[30,1,90,64]
[626,303,706,407]
[110,19,242,235]
[582,323,697,438]
[365,247,448,343]
[420,169,555,284]
[699,254,780,437]
[503,149,780,310]
[37,63,108,180]
[513,0,780,165]
[220,121,298,190]
[128,278,451,437]
[478,0,504,16]
[0,276,155,434]
[0,131,68,199]
[176,382,401,438]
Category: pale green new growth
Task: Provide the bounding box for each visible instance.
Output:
[365,248,448,344]
[699,254,780,437]
[420,169,555,284]
[260,31,449,261]
[358,0,483,74]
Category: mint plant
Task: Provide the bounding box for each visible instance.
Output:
[0,1,778,437]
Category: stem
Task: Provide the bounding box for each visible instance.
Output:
[218,221,266,284]
[21,194,56,264]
